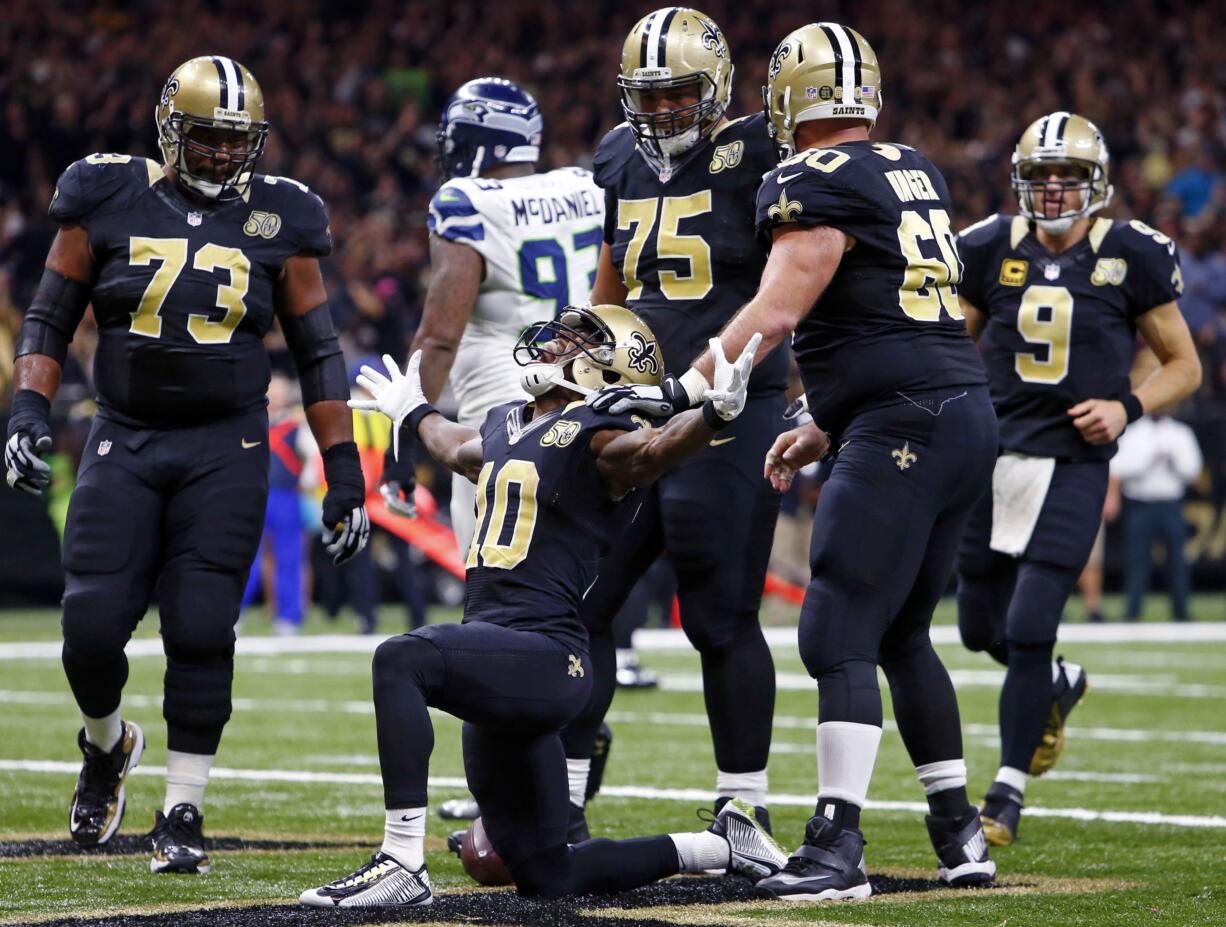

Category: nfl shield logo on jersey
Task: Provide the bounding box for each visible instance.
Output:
[187,211,203,227]
[1044,263,1061,281]
[97,440,112,456]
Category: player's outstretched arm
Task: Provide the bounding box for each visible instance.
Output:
[593,336,760,497]
[590,225,846,417]
[350,352,483,483]
[1069,301,1202,445]
[277,254,369,564]
[7,225,93,495]
[410,236,484,404]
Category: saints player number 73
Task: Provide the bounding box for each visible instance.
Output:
[128,237,251,345]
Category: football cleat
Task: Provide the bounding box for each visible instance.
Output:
[69,721,144,847]
[1031,657,1088,776]
[438,796,480,820]
[714,795,773,836]
[980,782,1024,847]
[709,798,788,881]
[926,811,996,887]
[755,815,871,902]
[299,852,432,907]
[615,650,659,689]
[149,803,211,874]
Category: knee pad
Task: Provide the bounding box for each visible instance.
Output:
[162,638,235,732]
[372,633,444,689]
[61,578,143,658]
[509,844,572,897]
[1005,561,1080,646]
[956,572,1002,653]
[679,611,761,656]
[816,659,882,727]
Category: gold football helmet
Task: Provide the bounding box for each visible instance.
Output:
[762,22,881,153]
[1012,112,1113,233]
[155,56,269,200]
[618,8,733,162]
[513,305,664,397]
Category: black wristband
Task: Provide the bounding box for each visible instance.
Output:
[7,389,52,438]
[321,441,364,492]
[1120,393,1144,424]
[701,399,731,431]
[407,403,440,437]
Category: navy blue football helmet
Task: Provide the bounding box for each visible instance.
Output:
[435,78,543,180]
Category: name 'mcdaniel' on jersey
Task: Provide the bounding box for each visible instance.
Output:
[958,213,1184,460]
[755,140,986,439]
[427,167,604,426]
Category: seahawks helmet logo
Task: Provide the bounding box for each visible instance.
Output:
[769,42,793,80]
[626,332,660,376]
[700,19,727,57]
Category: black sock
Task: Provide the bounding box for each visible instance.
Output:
[1000,641,1055,772]
[813,797,860,832]
[927,786,972,819]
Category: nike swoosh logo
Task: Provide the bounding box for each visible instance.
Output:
[400,813,424,822]
[709,436,737,447]
[241,439,261,449]
[776,171,802,184]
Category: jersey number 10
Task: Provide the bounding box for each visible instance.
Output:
[467,459,541,570]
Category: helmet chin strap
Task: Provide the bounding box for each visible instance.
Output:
[520,363,594,398]
[1035,216,1077,235]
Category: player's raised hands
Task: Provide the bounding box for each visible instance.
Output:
[705,333,762,422]
[350,352,427,459]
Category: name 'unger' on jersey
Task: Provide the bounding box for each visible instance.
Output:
[755,141,986,439]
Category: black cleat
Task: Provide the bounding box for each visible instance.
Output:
[69,721,144,847]
[1031,656,1088,776]
[149,803,211,874]
[447,829,466,857]
[755,815,871,901]
[980,782,1024,847]
[926,810,996,886]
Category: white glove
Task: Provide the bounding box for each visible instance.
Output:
[349,351,427,460]
[705,332,762,421]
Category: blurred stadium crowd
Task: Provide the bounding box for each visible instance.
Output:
[2,0,1225,612]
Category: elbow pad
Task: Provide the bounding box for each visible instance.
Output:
[15,269,91,364]
[281,303,347,406]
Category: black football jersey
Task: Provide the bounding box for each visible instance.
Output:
[463,400,645,650]
[595,115,786,393]
[959,214,1183,460]
[755,141,986,439]
[49,154,331,427]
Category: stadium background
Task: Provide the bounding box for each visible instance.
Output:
[2,0,1225,607]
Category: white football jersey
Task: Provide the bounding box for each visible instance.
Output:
[427,167,605,426]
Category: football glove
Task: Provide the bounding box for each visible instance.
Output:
[349,352,426,460]
[705,333,761,422]
[5,390,53,496]
[321,442,370,565]
[586,367,708,417]
[380,428,417,519]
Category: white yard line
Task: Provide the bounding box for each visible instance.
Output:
[3,622,1226,661]
[0,760,1219,830]
[5,690,1225,749]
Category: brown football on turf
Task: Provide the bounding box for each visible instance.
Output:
[460,816,514,886]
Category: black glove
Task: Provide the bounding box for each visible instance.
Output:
[321,442,370,565]
[5,390,53,496]
[380,423,417,518]
[586,374,692,417]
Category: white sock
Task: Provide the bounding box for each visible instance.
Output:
[567,758,591,809]
[816,721,882,805]
[82,708,123,753]
[382,807,427,870]
[916,759,967,796]
[669,830,730,872]
[164,751,213,814]
[715,768,768,808]
[995,765,1029,796]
